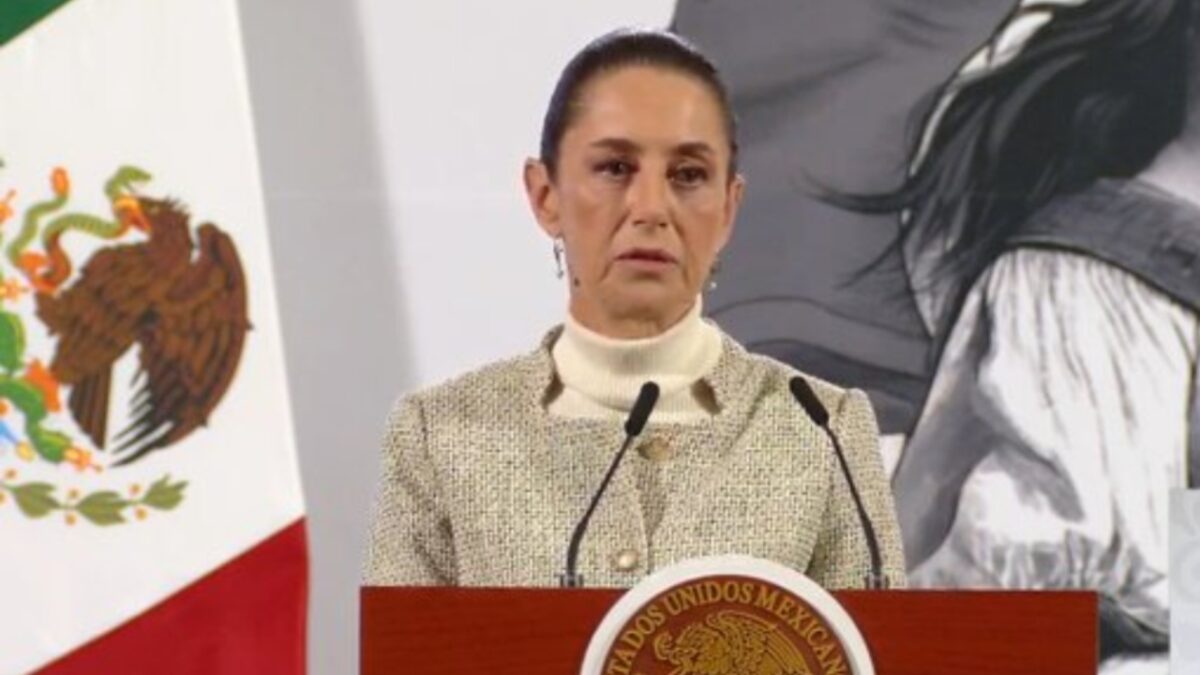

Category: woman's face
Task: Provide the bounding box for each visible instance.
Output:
[525,65,744,337]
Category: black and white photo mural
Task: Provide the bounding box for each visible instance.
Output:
[674,1,1200,671]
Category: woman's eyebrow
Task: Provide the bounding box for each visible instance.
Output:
[675,141,716,160]
[588,137,640,154]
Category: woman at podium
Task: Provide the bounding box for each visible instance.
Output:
[363,29,905,589]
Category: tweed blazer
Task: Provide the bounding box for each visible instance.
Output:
[363,327,906,589]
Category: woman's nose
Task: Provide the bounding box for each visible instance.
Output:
[627,171,669,229]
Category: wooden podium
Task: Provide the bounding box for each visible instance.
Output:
[361,587,1097,674]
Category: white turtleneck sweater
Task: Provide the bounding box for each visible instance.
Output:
[547,298,724,423]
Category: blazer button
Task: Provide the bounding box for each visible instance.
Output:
[613,548,640,572]
[637,436,673,463]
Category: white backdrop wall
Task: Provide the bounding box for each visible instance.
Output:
[236,2,673,673]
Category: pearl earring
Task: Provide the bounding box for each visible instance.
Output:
[706,258,722,291]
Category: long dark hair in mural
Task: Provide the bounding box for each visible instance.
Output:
[834,0,1194,348]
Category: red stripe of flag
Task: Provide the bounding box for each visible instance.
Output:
[38,519,308,675]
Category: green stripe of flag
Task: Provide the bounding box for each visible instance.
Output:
[1,0,74,47]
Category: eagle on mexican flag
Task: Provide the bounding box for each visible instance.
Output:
[0,1,307,673]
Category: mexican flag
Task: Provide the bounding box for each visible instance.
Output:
[0,1,307,673]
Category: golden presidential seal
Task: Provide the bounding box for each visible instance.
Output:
[582,556,874,675]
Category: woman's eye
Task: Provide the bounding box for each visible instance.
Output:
[596,160,634,178]
[672,166,708,186]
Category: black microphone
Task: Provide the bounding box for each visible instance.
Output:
[789,376,887,589]
[560,381,660,588]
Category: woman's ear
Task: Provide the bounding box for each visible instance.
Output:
[524,158,561,238]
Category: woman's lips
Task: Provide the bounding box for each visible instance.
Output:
[616,248,678,267]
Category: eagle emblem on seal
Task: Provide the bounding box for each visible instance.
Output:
[653,610,812,675]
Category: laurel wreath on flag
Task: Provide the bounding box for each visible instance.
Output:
[0,160,189,526]
[0,470,186,525]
